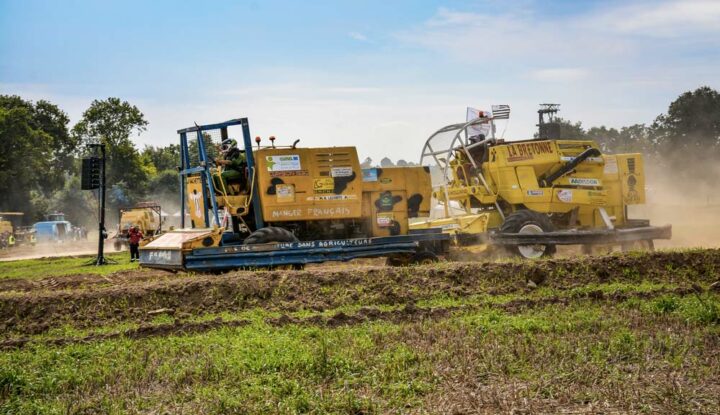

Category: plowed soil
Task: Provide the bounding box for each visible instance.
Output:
[1,250,718,335]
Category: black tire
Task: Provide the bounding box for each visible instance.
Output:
[386,251,439,267]
[411,250,439,265]
[499,210,556,259]
[243,226,298,245]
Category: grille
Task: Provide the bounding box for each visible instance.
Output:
[626,158,636,174]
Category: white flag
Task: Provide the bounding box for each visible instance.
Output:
[466,107,492,138]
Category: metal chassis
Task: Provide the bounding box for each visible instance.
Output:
[141,230,450,272]
[490,224,672,246]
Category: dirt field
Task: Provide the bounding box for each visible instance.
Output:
[1,250,719,414]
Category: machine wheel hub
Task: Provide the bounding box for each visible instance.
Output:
[517,223,546,259]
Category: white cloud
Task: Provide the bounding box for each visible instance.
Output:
[530,68,590,82]
[396,8,631,66]
[591,0,720,37]
[348,31,368,41]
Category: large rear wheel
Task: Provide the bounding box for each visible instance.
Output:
[499,210,556,259]
[244,226,298,244]
[244,227,303,269]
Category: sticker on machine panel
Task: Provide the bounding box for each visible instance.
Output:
[265,155,301,172]
[526,190,544,197]
[269,169,308,177]
[603,157,618,174]
[362,168,378,182]
[557,189,573,203]
[306,194,357,201]
[331,167,353,177]
[275,184,295,202]
[313,177,335,194]
[376,213,394,227]
[569,178,601,187]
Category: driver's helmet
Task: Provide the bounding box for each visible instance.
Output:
[220,138,237,153]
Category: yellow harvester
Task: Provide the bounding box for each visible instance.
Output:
[411,105,671,258]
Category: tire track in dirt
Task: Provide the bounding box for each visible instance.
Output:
[1,250,718,336]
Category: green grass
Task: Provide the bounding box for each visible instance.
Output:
[1,287,718,414]
[0,252,139,280]
[1,249,719,413]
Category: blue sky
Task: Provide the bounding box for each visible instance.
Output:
[2,0,719,162]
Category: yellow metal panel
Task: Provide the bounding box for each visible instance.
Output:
[362,166,433,236]
[254,147,363,221]
[616,154,645,205]
[185,175,206,227]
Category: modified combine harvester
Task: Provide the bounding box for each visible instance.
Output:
[410,105,671,258]
[112,202,164,251]
[140,118,449,271]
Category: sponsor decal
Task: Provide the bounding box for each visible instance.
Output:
[269,169,308,177]
[362,168,378,182]
[526,189,544,197]
[376,213,394,227]
[275,184,295,202]
[603,157,618,174]
[266,155,301,171]
[331,167,353,177]
[506,141,554,162]
[557,189,573,203]
[569,177,601,187]
[313,177,335,194]
[306,194,357,201]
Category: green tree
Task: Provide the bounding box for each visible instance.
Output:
[0,96,75,220]
[142,144,180,172]
[72,98,149,202]
[650,86,720,159]
[586,126,620,152]
[187,133,219,166]
[147,169,179,199]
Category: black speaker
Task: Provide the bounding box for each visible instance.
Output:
[81,157,102,190]
[539,123,561,140]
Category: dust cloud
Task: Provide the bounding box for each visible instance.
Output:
[631,160,720,249]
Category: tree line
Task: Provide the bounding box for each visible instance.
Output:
[1,87,719,225]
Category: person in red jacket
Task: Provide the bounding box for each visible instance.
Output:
[127,226,144,262]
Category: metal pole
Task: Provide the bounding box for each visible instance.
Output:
[241,118,265,230]
[97,144,106,264]
[85,143,115,266]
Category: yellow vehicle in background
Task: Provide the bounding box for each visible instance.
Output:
[0,212,36,248]
[112,203,163,250]
[411,104,671,258]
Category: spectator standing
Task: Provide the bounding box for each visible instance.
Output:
[128,226,144,262]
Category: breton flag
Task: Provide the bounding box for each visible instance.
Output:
[491,104,511,119]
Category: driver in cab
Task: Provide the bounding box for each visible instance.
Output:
[214,138,246,194]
